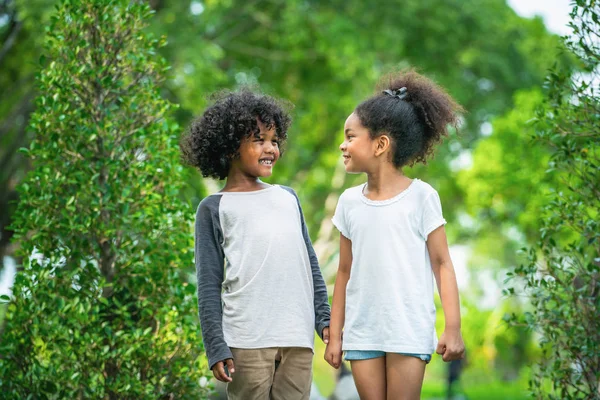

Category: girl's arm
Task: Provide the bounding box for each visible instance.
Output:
[325,233,353,369]
[427,225,465,362]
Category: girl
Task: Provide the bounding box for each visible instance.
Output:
[324,70,465,400]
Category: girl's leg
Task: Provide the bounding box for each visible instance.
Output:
[385,353,426,400]
[350,357,387,400]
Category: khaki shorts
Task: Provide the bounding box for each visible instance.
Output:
[226,347,313,400]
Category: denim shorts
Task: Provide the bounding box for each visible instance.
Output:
[344,350,431,364]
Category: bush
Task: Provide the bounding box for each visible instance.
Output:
[506,1,600,398]
[0,0,209,398]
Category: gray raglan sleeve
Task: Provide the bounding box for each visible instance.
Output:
[195,195,233,369]
[282,186,331,339]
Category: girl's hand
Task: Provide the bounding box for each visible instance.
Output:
[212,358,235,382]
[436,329,465,362]
[324,339,343,369]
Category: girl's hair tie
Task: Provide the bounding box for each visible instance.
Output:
[382,87,408,100]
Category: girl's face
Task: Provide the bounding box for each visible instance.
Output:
[339,113,378,173]
[232,120,280,178]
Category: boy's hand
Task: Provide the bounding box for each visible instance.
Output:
[212,358,235,382]
[322,327,330,344]
[436,329,465,362]
[324,339,343,369]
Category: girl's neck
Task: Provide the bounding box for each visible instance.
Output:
[222,171,270,192]
[364,163,412,200]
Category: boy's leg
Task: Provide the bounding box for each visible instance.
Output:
[385,353,426,400]
[270,347,313,400]
[227,347,278,400]
[350,357,387,400]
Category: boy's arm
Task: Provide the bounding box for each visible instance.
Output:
[300,207,331,339]
[195,197,233,370]
[427,225,465,362]
[283,187,331,338]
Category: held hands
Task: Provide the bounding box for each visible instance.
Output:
[212,358,235,383]
[436,329,465,362]
[322,327,330,344]
[324,338,343,369]
[323,327,343,369]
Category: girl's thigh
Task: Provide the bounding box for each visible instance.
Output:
[385,353,427,400]
[350,357,387,400]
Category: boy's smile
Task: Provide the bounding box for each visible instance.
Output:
[258,157,274,166]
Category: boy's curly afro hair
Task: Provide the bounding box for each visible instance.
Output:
[355,69,464,167]
[180,89,292,179]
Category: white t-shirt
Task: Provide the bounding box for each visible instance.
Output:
[218,186,315,350]
[195,185,330,368]
[331,178,446,354]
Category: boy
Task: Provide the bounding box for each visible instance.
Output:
[180,89,330,400]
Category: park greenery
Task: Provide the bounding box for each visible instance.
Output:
[504,2,600,398]
[0,0,598,398]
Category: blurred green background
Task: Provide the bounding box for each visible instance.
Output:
[0,0,581,398]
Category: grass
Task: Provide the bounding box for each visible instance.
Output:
[421,380,531,400]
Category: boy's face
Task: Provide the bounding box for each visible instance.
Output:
[232,119,280,178]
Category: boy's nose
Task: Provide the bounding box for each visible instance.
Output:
[265,141,276,153]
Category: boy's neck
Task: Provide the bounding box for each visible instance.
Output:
[221,172,271,193]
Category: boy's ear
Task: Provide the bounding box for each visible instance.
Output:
[374,135,391,157]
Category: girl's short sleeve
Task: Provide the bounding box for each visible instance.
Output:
[420,191,447,240]
[332,194,350,239]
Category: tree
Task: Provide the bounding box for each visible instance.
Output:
[146,0,571,275]
[0,1,208,398]
[0,0,58,270]
[506,1,600,398]
[457,89,553,267]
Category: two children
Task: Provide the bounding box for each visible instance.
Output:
[182,70,465,400]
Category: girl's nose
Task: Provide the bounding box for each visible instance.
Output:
[339,141,346,151]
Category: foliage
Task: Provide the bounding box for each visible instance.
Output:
[505,1,600,398]
[0,0,208,398]
[0,0,58,269]
[0,0,580,393]
[154,0,570,233]
[458,89,554,267]
[1,0,570,263]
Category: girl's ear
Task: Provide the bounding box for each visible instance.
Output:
[374,134,391,157]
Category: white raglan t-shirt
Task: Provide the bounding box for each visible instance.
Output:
[331,178,446,354]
